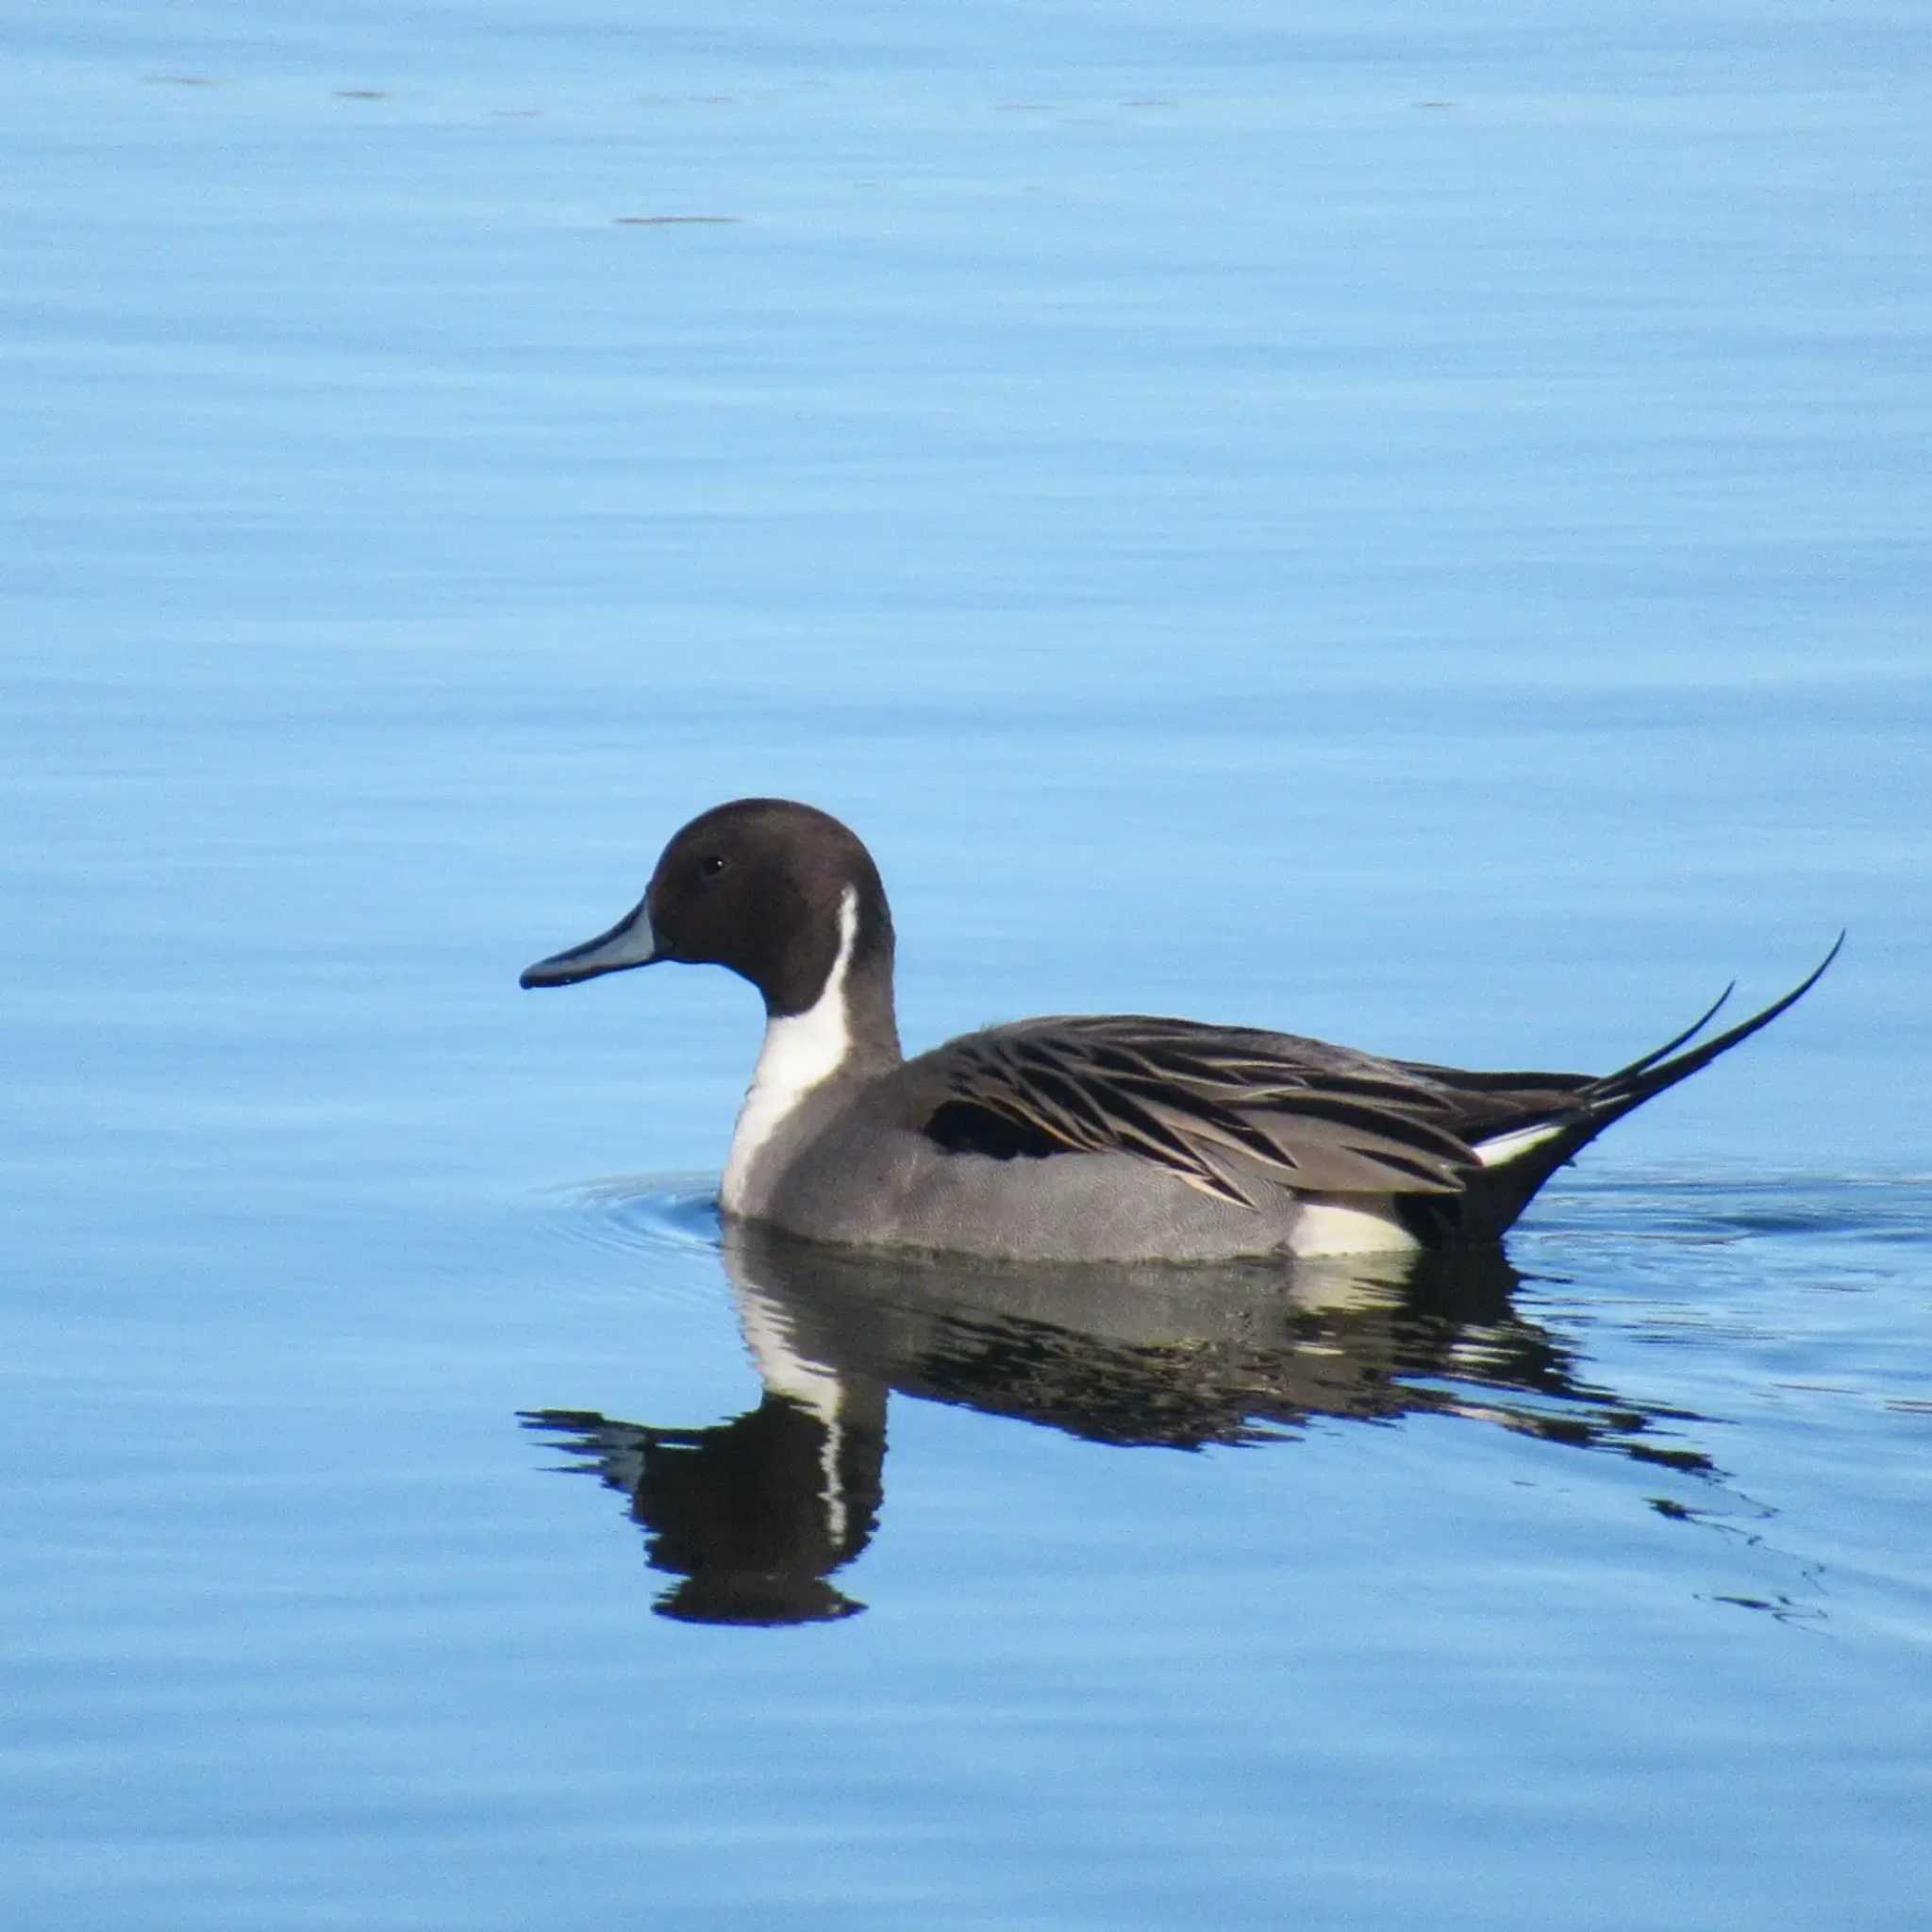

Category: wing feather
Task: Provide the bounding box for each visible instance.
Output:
[924,1015,1482,1207]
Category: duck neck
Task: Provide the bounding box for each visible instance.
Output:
[752,883,900,1099]
[836,891,902,1075]
[790,881,900,1077]
[723,887,898,1215]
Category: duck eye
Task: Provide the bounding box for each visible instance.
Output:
[700,854,728,878]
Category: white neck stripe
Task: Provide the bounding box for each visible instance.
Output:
[720,887,858,1213]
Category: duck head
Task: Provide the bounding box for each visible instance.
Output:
[519,797,895,1022]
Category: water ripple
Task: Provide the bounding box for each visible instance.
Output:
[1526,1173,1932,1249]
[531,1173,724,1301]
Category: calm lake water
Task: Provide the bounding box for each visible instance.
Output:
[5,3,1928,1926]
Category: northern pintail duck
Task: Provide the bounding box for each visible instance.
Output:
[521,799,1837,1261]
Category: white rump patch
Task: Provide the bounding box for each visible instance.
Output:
[1289,1196,1422,1257]
[1473,1121,1566,1170]
[720,886,858,1214]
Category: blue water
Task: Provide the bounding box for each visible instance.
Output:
[4,5,1928,1927]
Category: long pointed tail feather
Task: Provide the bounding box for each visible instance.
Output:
[1457,934,1843,1241]
[1581,932,1842,1120]
[1599,979,1735,1084]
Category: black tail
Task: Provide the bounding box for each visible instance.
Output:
[1456,934,1843,1241]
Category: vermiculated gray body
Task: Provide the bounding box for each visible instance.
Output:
[728,1065,1338,1260]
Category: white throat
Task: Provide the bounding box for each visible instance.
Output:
[720,886,858,1214]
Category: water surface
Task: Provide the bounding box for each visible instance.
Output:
[4,4,1928,1927]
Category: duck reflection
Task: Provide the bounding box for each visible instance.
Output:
[521,1224,1708,1626]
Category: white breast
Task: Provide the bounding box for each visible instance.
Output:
[720,886,858,1214]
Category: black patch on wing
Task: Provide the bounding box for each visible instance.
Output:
[923,1100,1067,1162]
